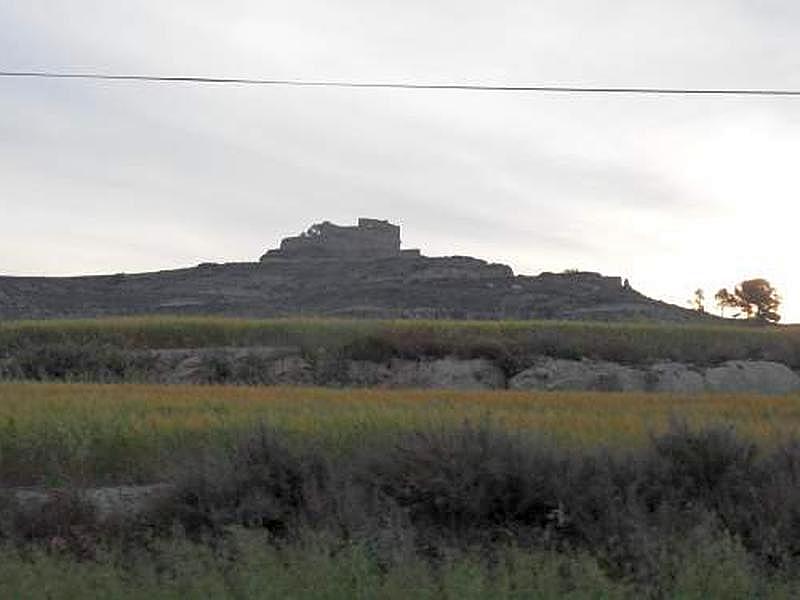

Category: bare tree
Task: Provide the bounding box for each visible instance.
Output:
[690,288,705,313]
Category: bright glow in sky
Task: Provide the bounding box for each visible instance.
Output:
[1,1,799,321]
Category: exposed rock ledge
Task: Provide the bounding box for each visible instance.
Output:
[3,345,798,394]
[508,358,800,395]
[139,348,800,394]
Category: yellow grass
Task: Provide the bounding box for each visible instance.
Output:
[3,382,800,445]
[2,382,799,484]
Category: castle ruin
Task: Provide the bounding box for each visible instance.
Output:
[262,218,414,260]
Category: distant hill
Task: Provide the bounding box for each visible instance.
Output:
[0,219,716,322]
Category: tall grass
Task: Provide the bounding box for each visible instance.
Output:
[1,382,799,485]
[2,316,800,367]
[0,536,668,599]
[4,531,793,599]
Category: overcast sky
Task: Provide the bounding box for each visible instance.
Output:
[1,1,799,321]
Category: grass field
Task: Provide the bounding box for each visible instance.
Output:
[2,316,800,368]
[2,382,800,485]
[3,529,793,599]
[4,382,800,597]
[3,319,800,598]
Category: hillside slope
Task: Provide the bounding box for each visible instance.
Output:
[0,219,713,322]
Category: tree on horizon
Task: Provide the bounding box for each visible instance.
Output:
[715,279,781,323]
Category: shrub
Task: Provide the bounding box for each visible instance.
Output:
[644,421,758,509]
[6,419,800,592]
[156,426,331,537]
[727,440,800,569]
[6,343,158,382]
[353,423,567,549]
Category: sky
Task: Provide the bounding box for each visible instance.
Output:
[1,1,799,322]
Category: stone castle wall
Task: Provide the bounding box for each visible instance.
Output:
[263,218,402,259]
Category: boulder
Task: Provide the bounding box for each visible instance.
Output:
[509,358,646,392]
[645,362,706,393]
[704,361,800,394]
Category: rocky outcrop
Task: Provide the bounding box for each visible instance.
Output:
[0,218,713,322]
[405,257,513,281]
[152,350,505,390]
[2,342,798,393]
[128,349,800,394]
[645,362,706,393]
[510,359,800,395]
[507,358,645,392]
[704,361,800,394]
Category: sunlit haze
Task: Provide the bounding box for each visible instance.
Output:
[1,1,798,322]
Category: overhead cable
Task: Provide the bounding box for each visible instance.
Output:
[2,70,800,96]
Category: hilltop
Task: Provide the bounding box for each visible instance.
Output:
[0,218,713,322]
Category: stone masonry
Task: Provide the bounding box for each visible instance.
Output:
[262,218,403,260]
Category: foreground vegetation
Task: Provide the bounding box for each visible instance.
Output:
[2,383,800,484]
[2,317,800,378]
[2,530,796,599]
[4,412,800,597]
[2,382,800,596]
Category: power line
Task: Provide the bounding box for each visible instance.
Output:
[2,70,800,96]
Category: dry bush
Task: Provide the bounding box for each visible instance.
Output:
[154,425,331,539]
[6,421,800,590]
